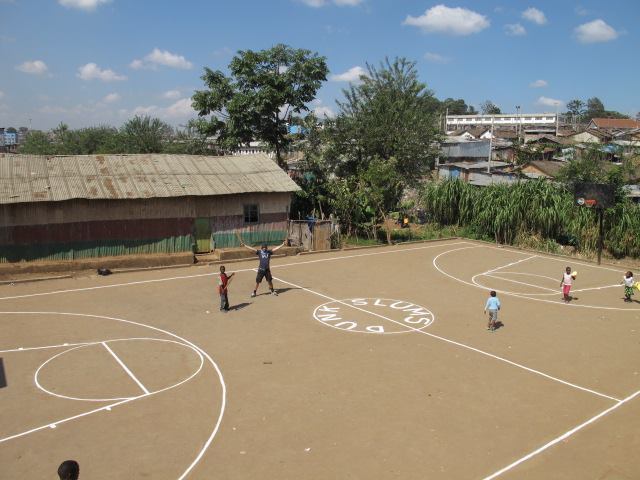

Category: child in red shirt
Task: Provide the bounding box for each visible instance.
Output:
[218,265,234,312]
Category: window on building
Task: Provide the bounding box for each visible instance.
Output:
[244,204,259,224]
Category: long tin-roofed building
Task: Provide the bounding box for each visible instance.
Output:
[0,153,300,262]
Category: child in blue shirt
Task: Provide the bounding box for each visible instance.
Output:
[484,290,501,331]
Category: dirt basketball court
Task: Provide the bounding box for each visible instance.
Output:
[1,239,639,479]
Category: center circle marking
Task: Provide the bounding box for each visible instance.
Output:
[35,337,204,402]
[313,298,435,334]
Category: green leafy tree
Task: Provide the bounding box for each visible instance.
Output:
[120,115,173,153]
[162,128,210,155]
[556,146,628,204]
[480,100,501,115]
[566,99,586,117]
[359,157,404,244]
[191,44,329,167]
[326,57,440,182]
[75,126,121,154]
[18,130,55,154]
[290,113,332,218]
[440,97,477,115]
[586,97,605,116]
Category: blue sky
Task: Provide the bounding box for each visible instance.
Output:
[1,0,638,130]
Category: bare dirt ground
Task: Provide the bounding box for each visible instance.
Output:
[1,239,639,479]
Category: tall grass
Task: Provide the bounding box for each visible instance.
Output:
[420,179,640,259]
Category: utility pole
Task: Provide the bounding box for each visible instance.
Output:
[515,106,520,143]
[487,115,494,174]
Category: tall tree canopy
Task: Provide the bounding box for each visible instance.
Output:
[18,117,203,155]
[566,99,586,117]
[565,97,629,122]
[314,57,440,242]
[191,44,328,167]
[326,57,440,182]
[120,115,173,153]
[480,100,501,115]
[440,97,477,115]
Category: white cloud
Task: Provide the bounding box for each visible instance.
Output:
[130,105,159,116]
[298,0,363,6]
[130,48,193,70]
[16,60,48,75]
[77,63,127,82]
[39,105,70,115]
[536,96,564,108]
[314,105,336,118]
[574,19,619,44]
[127,98,195,120]
[522,7,547,25]
[58,0,110,11]
[129,59,144,70]
[424,52,450,63]
[505,23,526,36]
[0,91,4,99]
[529,79,548,88]
[165,98,194,118]
[162,90,181,100]
[403,5,490,36]
[330,66,367,82]
[102,93,120,103]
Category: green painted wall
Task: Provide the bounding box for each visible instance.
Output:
[0,235,194,263]
[215,230,287,249]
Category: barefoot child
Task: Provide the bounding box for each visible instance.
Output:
[218,266,234,312]
[560,267,576,303]
[622,271,634,302]
[484,290,501,331]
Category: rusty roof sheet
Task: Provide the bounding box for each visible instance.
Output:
[0,153,300,204]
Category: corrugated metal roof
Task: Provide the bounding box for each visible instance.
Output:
[0,153,300,204]
[440,141,491,159]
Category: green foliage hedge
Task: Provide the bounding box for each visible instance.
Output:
[420,179,640,259]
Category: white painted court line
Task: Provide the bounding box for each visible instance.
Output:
[0,241,471,302]
[0,396,141,444]
[484,255,538,274]
[101,341,150,395]
[271,274,620,402]
[0,311,226,480]
[498,272,558,282]
[0,341,91,353]
[482,389,640,479]
[434,246,640,312]
[484,274,559,293]
[480,243,628,274]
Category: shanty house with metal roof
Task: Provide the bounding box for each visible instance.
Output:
[0,153,300,263]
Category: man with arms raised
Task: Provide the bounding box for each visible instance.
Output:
[240,239,286,297]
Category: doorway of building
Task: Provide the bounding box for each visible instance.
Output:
[194,218,212,253]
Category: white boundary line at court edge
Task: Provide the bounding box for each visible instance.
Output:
[270,274,620,402]
[482,389,640,479]
[0,241,471,302]
[0,311,226,480]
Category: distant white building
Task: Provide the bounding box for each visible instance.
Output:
[446,113,558,131]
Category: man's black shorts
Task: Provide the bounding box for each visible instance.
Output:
[256,268,272,283]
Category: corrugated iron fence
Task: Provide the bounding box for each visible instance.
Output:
[287,219,340,251]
